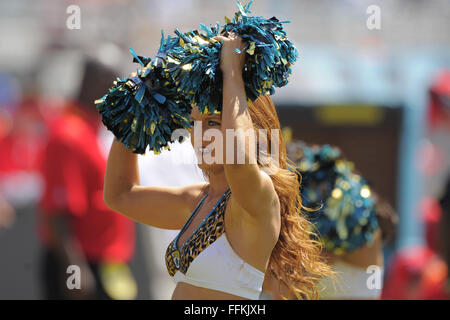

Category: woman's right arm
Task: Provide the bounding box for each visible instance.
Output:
[103,140,206,229]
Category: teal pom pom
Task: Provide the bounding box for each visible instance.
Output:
[95,49,192,154]
[96,0,298,154]
[287,141,379,254]
[158,0,298,114]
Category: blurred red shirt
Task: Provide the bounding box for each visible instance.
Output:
[381,246,448,300]
[0,97,46,174]
[38,104,135,263]
[382,199,449,300]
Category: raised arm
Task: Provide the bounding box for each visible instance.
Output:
[214,34,278,218]
[103,139,206,229]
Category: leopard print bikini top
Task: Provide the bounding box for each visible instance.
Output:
[165,188,231,276]
[164,187,265,300]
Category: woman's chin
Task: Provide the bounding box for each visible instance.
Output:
[197,162,223,173]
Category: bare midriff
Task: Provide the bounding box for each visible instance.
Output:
[171,282,250,300]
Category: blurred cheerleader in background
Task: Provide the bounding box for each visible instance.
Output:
[261,131,398,299]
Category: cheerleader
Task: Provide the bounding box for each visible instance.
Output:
[261,141,397,299]
[103,34,332,300]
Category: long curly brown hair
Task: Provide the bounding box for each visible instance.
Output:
[247,94,333,299]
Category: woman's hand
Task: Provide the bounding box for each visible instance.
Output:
[213,33,246,78]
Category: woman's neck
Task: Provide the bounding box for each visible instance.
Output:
[205,168,229,198]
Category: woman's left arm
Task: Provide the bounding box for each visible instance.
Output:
[216,34,278,217]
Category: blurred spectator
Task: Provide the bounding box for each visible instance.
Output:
[0,73,46,209]
[0,97,47,208]
[382,69,450,300]
[37,57,137,300]
[381,192,449,300]
[427,70,450,130]
[440,177,450,297]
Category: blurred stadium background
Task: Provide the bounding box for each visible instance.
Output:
[1,0,449,299]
